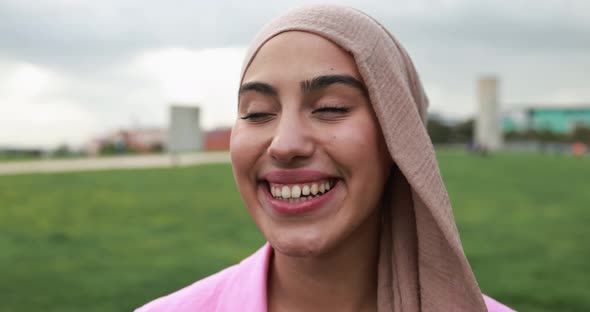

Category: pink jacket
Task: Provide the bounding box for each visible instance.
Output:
[136,244,514,312]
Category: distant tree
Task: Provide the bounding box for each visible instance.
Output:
[151,143,164,153]
[538,129,555,143]
[504,130,518,141]
[54,144,72,157]
[452,119,474,143]
[522,129,538,141]
[503,123,590,144]
[100,142,119,155]
[427,118,452,144]
[572,124,590,143]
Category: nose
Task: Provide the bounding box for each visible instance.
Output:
[267,113,314,164]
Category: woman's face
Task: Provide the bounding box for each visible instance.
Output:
[231,31,392,256]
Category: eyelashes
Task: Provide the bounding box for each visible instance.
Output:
[313,106,350,114]
[240,112,275,120]
[239,105,351,124]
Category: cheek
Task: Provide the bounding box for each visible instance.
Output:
[325,115,390,208]
[230,126,257,187]
[230,125,271,202]
[326,118,383,167]
[230,126,262,172]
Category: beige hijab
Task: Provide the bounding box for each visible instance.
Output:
[240,5,487,312]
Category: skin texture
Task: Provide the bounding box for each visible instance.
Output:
[230,31,392,311]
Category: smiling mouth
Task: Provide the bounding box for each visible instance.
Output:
[267,179,337,203]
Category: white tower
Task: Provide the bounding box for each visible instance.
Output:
[475,76,503,151]
[168,105,202,153]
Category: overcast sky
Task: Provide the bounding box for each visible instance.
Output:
[1,0,589,148]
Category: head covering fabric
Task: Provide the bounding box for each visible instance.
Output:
[240,5,486,312]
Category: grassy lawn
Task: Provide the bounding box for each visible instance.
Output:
[0,151,588,311]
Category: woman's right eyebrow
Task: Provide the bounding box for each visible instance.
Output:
[238,81,279,97]
[301,74,367,95]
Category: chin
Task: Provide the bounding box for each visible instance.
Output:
[267,230,337,257]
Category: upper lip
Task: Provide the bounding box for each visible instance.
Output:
[261,169,337,184]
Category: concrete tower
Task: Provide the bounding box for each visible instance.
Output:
[475,76,503,151]
[168,105,202,153]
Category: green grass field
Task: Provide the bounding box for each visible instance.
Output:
[0,151,588,311]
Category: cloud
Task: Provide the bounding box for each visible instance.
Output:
[0,47,247,148]
[0,0,589,147]
[0,62,100,148]
[130,47,246,129]
[3,0,587,73]
[0,0,277,73]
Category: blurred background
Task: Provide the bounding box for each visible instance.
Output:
[0,0,588,311]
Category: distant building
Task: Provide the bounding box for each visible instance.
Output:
[85,126,230,156]
[168,105,202,153]
[204,128,231,151]
[85,127,167,156]
[84,105,232,155]
[0,147,45,158]
[475,76,503,151]
[124,128,167,151]
[502,105,590,134]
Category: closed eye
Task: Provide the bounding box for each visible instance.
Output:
[313,106,350,114]
[240,112,276,122]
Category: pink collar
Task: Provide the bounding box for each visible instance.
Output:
[221,243,512,312]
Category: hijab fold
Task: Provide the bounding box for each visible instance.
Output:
[240,5,487,311]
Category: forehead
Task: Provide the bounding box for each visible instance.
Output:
[242,31,362,85]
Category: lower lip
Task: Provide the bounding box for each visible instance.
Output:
[261,181,340,215]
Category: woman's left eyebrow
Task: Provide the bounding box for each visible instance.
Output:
[238,82,279,98]
[300,74,367,95]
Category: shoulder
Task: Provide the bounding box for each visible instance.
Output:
[483,294,515,312]
[134,264,239,312]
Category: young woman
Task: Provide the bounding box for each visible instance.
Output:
[137,5,513,312]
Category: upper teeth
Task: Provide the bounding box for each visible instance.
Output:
[270,180,333,199]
